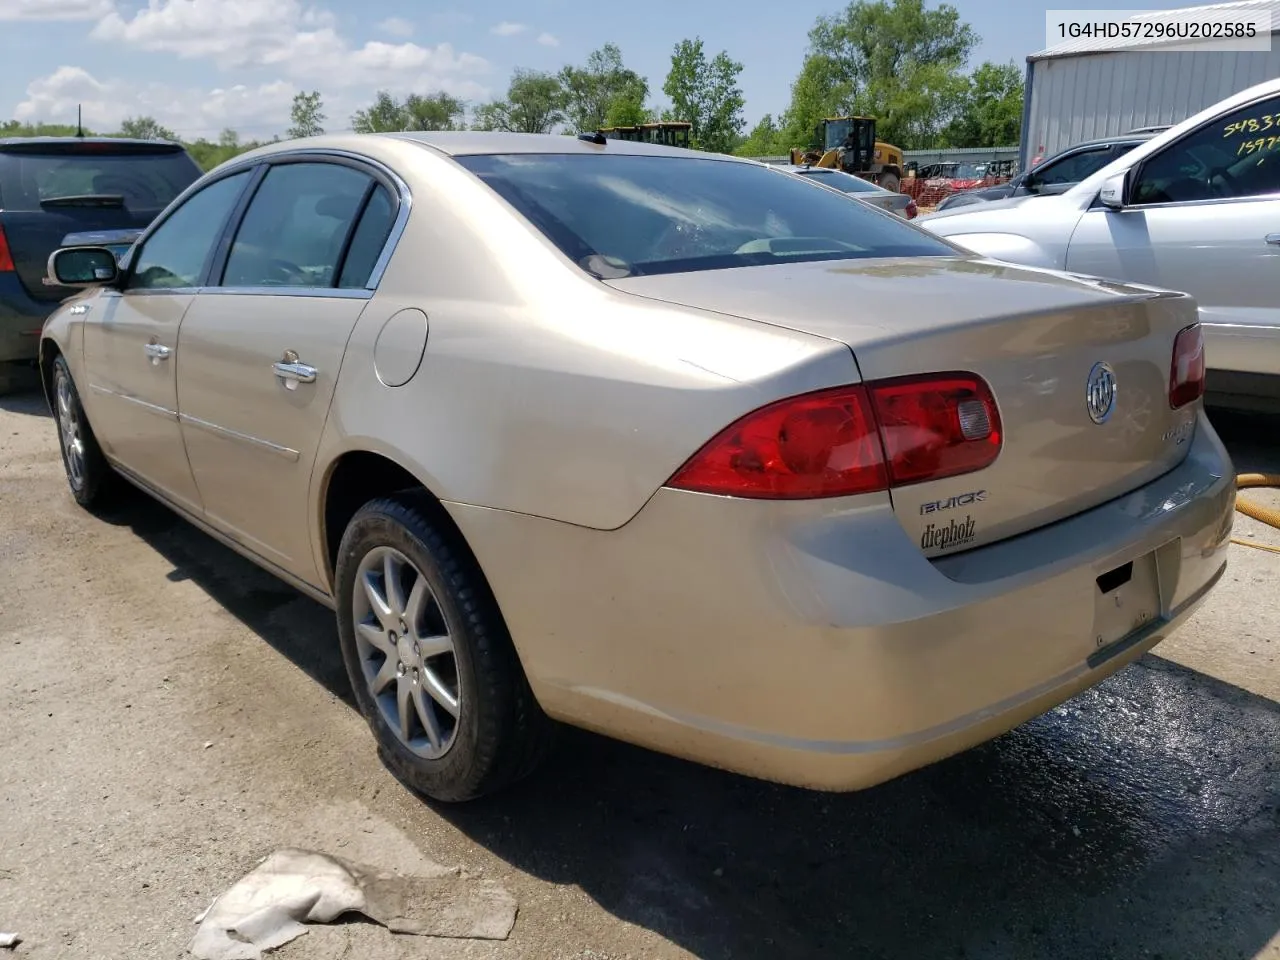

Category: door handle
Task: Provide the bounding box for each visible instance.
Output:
[272,361,317,384]
[1266,234,1280,245]
[143,342,171,361]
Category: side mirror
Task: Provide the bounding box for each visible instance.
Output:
[47,246,119,288]
[1098,172,1128,210]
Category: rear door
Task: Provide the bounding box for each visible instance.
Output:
[1066,91,1280,379]
[176,158,400,586]
[82,167,256,512]
[0,140,200,303]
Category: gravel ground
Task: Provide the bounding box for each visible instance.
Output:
[1,388,1278,960]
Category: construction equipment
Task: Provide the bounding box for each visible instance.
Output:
[789,117,905,193]
[598,122,692,150]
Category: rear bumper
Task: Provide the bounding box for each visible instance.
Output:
[450,410,1235,791]
[0,273,53,364]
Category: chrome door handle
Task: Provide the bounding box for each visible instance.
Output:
[143,342,171,361]
[1266,233,1280,245]
[272,361,317,384]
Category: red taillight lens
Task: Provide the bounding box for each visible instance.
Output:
[668,385,889,499]
[0,224,13,272]
[668,373,1002,500]
[905,199,919,219]
[869,374,1002,486]
[1169,323,1205,409]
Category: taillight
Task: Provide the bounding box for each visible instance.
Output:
[905,199,919,220]
[869,374,1002,485]
[1169,323,1205,409]
[0,224,13,272]
[667,373,1002,500]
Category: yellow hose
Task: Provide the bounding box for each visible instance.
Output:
[1231,472,1280,554]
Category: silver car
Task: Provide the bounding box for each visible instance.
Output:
[39,132,1234,802]
[920,77,1280,410]
[774,163,918,218]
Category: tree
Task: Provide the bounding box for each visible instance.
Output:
[402,91,466,131]
[735,114,786,157]
[941,61,1023,147]
[218,127,239,149]
[662,37,746,153]
[471,69,565,134]
[351,91,408,133]
[779,0,978,150]
[119,116,178,141]
[559,43,649,132]
[288,90,325,139]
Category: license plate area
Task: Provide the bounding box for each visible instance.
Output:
[1092,550,1162,653]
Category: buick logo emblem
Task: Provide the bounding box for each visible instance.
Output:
[1086,361,1117,424]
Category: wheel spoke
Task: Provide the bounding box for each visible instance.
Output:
[411,686,442,749]
[361,571,395,631]
[417,633,452,659]
[356,621,395,657]
[383,553,406,618]
[422,668,460,717]
[370,655,398,695]
[405,577,429,631]
[397,676,413,738]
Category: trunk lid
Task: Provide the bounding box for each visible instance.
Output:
[0,139,199,301]
[606,257,1200,556]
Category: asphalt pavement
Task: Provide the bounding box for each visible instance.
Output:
[0,389,1277,960]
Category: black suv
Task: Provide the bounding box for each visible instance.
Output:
[0,137,202,391]
[933,128,1169,211]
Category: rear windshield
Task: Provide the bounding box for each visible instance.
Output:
[798,169,883,195]
[455,154,951,278]
[0,148,200,212]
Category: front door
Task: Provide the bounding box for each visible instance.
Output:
[81,169,254,511]
[176,160,398,586]
[1067,92,1280,378]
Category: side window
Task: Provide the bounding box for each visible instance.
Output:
[1133,96,1280,205]
[337,185,396,289]
[1028,147,1110,189]
[222,162,372,288]
[129,171,251,290]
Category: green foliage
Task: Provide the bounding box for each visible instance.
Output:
[119,115,179,141]
[941,61,1023,147]
[287,90,325,139]
[662,37,746,154]
[779,0,978,150]
[734,114,785,156]
[403,91,467,131]
[560,43,649,132]
[472,69,565,134]
[0,120,83,138]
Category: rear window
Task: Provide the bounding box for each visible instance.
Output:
[455,154,951,278]
[0,147,200,212]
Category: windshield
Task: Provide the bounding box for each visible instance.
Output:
[455,154,950,278]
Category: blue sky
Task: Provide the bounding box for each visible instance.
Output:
[0,0,1160,139]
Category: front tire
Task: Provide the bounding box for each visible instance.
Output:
[51,354,116,508]
[334,493,552,802]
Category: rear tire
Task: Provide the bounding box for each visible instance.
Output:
[334,492,552,802]
[51,354,116,509]
[879,172,901,193]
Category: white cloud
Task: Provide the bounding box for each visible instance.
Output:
[490,20,526,36]
[91,0,490,94]
[377,15,413,37]
[0,0,111,19]
[536,32,559,47]
[13,66,297,139]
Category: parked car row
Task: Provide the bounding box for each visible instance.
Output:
[920,77,1280,410]
[38,122,1234,802]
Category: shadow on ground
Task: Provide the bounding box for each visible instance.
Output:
[48,396,1280,960]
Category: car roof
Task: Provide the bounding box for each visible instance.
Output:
[231,131,749,163]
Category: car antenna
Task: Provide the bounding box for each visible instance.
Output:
[75,104,85,138]
[577,131,607,145]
